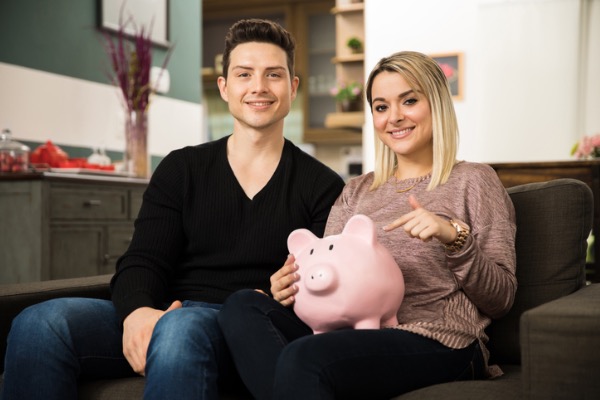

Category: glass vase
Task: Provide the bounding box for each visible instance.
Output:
[124,110,149,178]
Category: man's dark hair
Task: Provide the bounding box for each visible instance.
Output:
[222,18,296,79]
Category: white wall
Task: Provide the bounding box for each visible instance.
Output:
[362,0,600,171]
[0,62,203,158]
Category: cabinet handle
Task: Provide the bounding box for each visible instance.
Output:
[83,199,102,207]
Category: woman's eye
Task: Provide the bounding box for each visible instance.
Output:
[374,104,388,112]
[404,98,417,105]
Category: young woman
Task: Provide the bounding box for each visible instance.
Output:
[218,51,517,400]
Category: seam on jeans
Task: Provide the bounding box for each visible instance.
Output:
[453,344,479,381]
[263,308,302,348]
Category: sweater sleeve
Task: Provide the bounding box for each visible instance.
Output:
[307,169,345,238]
[288,144,345,239]
[445,165,517,319]
[110,150,187,322]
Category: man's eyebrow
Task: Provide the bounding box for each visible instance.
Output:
[231,65,252,71]
[231,65,287,71]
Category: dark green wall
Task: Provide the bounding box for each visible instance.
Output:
[0,0,201,104]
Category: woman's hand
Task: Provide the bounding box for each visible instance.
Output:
[269,254,299,307]
[383,195,457,245]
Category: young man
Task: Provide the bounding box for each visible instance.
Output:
[1,19,344,400]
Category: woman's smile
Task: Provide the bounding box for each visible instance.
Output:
[389,126,415,139]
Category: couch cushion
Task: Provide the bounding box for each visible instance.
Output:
[520,283,600,400]
[78,377,252,400]
[0,274,112,375]
[393,364,521,399]
[79,377,145,400]
[486,179,592,365]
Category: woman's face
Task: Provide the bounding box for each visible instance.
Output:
[370,71,433,163]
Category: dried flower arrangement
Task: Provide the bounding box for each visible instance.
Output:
[99,4,174,178]
[101,8,173,113]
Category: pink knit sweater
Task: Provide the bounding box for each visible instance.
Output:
[324,161,517,377]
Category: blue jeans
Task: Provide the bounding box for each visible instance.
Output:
[1,298,244,400]
[218,289,486,400]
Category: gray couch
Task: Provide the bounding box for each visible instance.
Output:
[1,178,599,399]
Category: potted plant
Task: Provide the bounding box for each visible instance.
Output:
[330,80,362,112]
[346,37,363,54]
[572,133,600,159]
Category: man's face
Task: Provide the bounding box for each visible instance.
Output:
[218,42,299,133]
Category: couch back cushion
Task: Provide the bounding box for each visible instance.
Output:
[486,178,593,365]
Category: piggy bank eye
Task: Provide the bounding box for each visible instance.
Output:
[329,244,334,250]
[310,249,314,255]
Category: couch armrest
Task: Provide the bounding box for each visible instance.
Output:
[0,274,112,374]
[520,283,600,400]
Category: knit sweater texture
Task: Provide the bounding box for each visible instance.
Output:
[324,161,517,376]
[111,136,345,322]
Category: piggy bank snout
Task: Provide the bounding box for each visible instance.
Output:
[302,264,338,293]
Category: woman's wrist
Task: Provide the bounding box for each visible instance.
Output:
[443,219,470,252]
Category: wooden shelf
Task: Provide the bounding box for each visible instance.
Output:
[324,111,364,129]
[332,3,364,14]
[304,127,362,145]
[332,53,364,64]
[323,0,365,143]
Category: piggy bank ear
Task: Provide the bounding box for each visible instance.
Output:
[288,229,318,255]
[341,214,376,246]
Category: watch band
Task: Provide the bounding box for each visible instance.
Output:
[444,219,470,252]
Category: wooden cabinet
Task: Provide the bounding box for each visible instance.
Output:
[321,0,365,137]
[0,173,147,284]
[490,160,600,283]
[297,1,362,144]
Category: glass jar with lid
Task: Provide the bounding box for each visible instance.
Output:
[0,129,30,173]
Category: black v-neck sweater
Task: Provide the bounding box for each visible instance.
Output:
[110,136,345,321]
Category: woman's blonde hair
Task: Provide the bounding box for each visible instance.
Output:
[365,51,458,190]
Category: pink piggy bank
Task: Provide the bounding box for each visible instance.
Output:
[289,214,405,334]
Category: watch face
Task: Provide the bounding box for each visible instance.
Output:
[451,219,470,234]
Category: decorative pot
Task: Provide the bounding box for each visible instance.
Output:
[339,99,361,113]
[124,110,149,178]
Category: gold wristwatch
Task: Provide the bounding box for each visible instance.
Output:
[444,219,470,252]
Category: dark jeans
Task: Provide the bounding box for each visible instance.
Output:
[1,298,245,400]
[218,289,486,400]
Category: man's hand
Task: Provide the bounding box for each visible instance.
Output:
[122,300,182,375]
[269,254,299,307]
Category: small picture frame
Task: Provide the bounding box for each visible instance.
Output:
[98,0,170,47]
[430,52,464,101]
